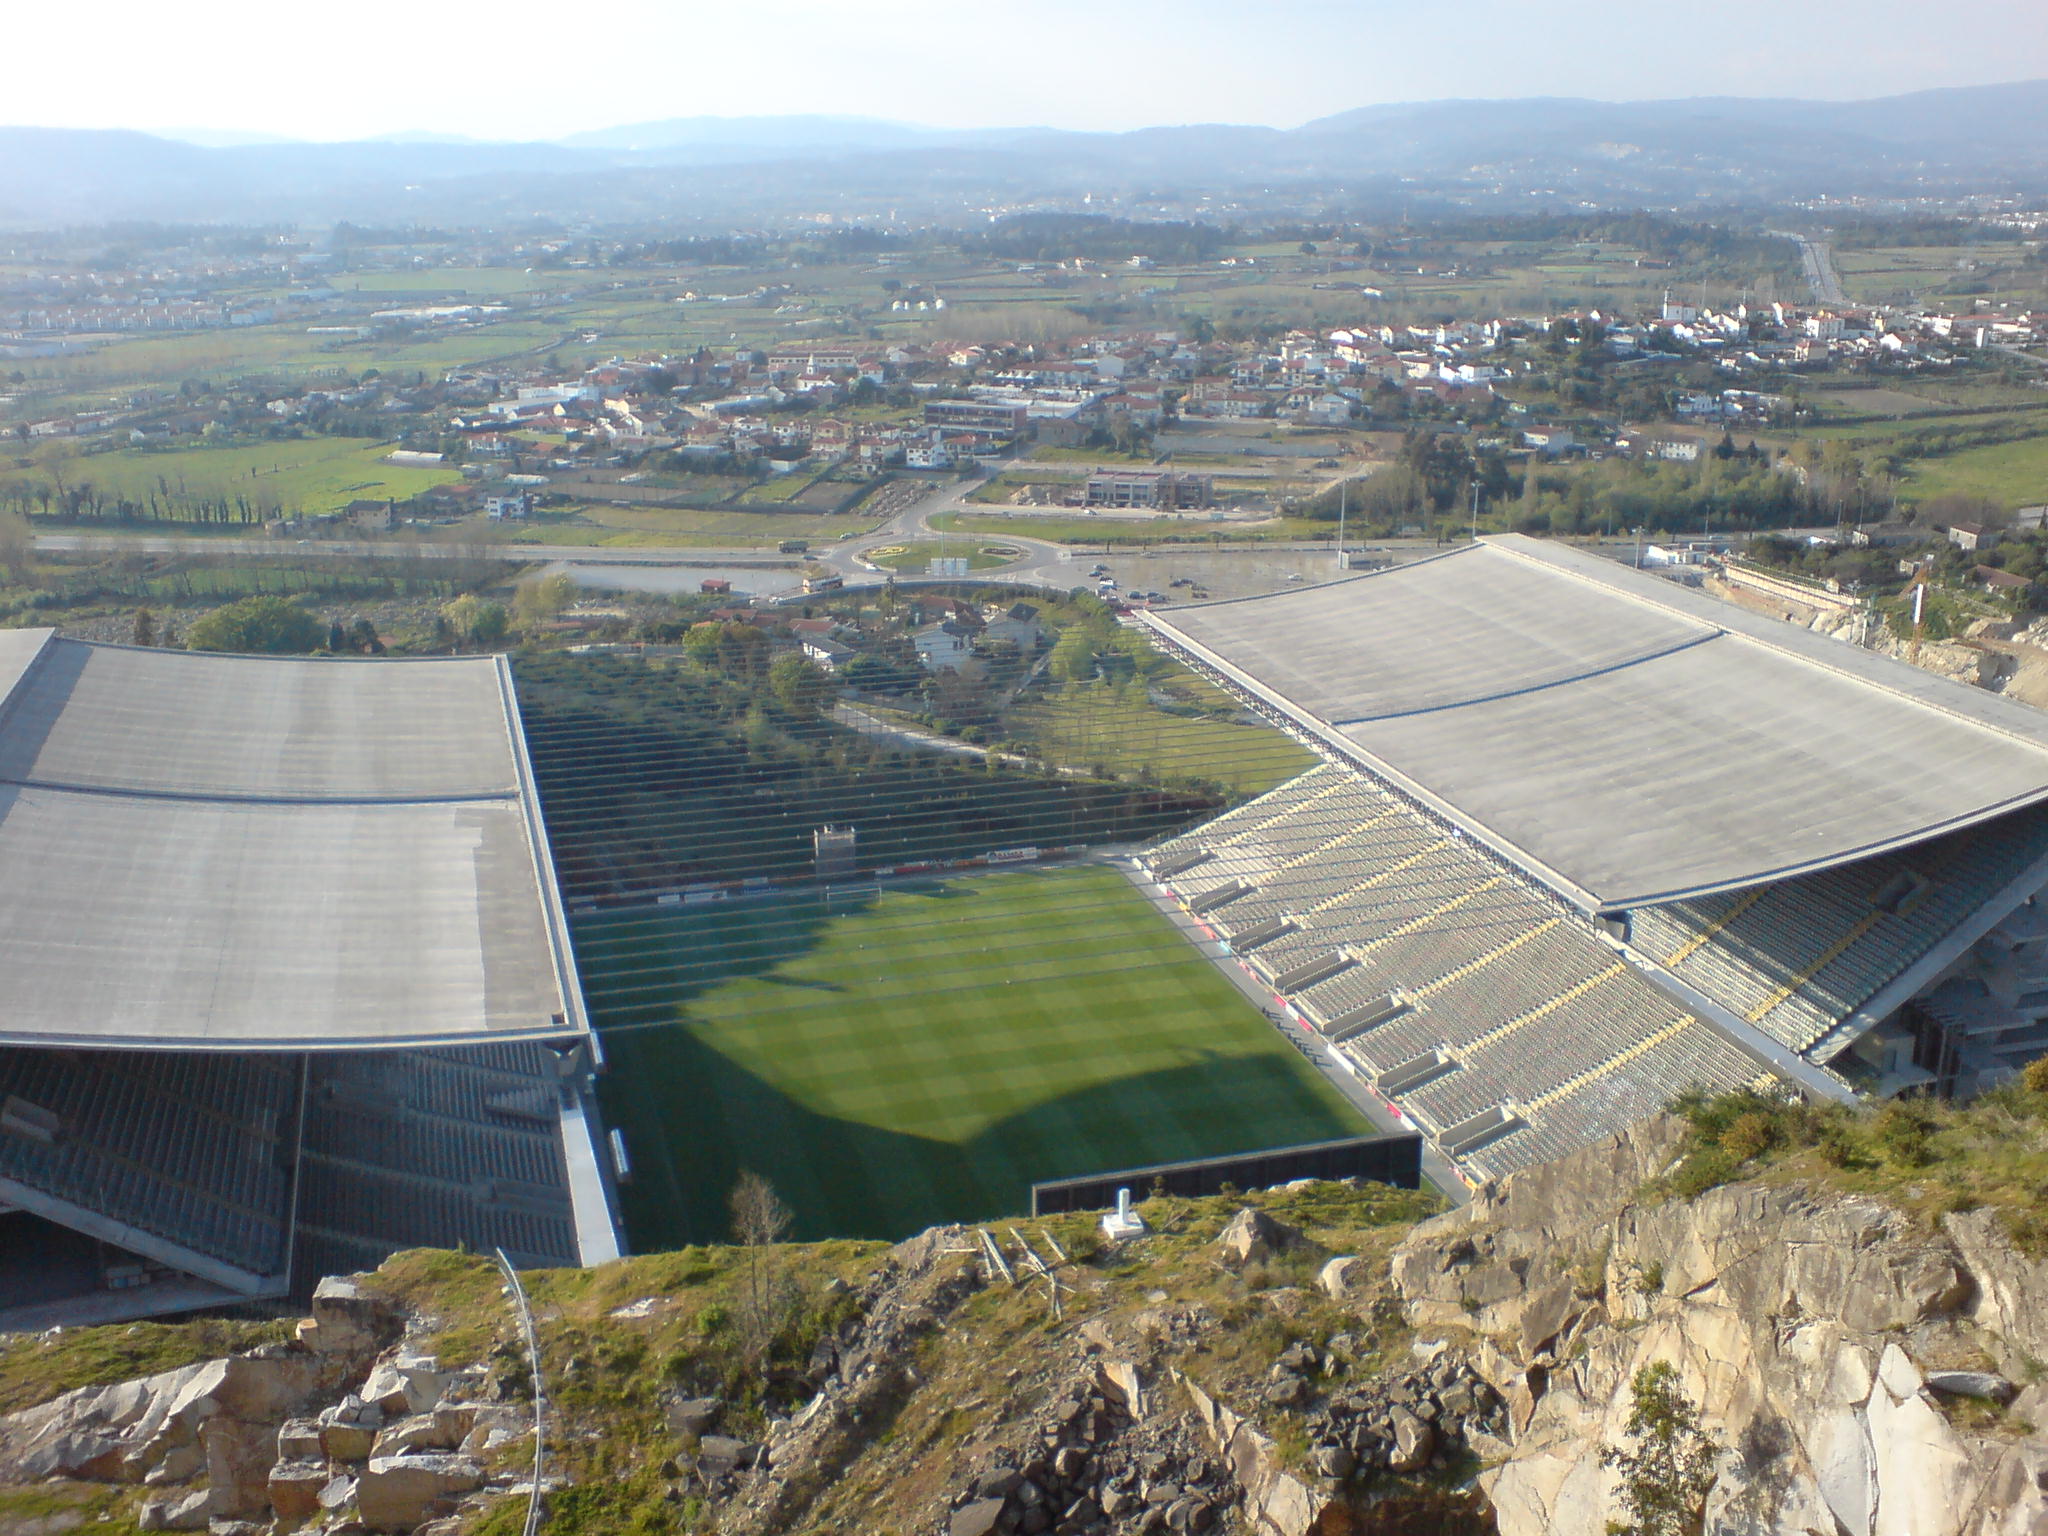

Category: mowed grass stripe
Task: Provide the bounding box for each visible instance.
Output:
[575,866,1365,1246]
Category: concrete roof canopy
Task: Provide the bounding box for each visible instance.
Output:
[1140,535,2048,911]
[0,631,585,1049]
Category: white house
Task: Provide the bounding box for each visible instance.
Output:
[913,621,979,671]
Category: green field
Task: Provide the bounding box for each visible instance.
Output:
[0,437,458,518]
[1899,433,2048,506]
[577,866,1364,1248]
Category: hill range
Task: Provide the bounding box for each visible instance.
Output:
[2,80,2045,227]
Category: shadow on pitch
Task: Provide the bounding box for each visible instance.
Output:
[599,1021,1365,1253]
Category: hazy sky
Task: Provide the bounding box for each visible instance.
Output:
[10,0,2046,141]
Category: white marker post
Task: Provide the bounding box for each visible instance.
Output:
[1101,1185,1148,1241]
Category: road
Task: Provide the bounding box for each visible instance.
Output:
[1118,856,1468,1204]
[1773,230,1849,307]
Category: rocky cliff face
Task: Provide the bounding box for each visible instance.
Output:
[2,1127,2044,1536]
[1393,1117,2048,1536]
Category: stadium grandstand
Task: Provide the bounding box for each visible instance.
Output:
[1134,534,2048,1184]
[0,629,619,1329]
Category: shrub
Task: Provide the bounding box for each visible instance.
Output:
[1668,1145,1740,1200]
[1873,1102,1934,1168]
[2022,1057,2048,1099]
[184,595,324,654]
[1718,1110,1778,1163]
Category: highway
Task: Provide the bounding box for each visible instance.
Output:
[1773,229,1849,307]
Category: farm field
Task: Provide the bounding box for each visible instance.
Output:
[576,865,1365,1248]
[1897,433,2048,507]
[1832,243,2048,307]
[0,437,459,519]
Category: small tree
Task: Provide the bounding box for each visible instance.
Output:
[730,1170,795,1372]
[131,608,156,648]
[511,571,578,633]
[442,594,509,649]
[1602,1362,1720,1536]
[769,651,832,718]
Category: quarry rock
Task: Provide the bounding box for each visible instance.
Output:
[1315,1255,1367,1300]
[295,1277,396,1356]
[355,1453,484,1531]
[371,1412,460,1458]
[1391,1116,2048,1536]
[265,1458,328,1520]
[950,1496,1008,1536]
[317,1418,378,1462]
[136,1488,210,1532]
[201,1417,283,1520]
[1215,1208,1304,1268]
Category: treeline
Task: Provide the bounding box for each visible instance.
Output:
[513,652,1221,900]
[1511,453,1809,537]
[957,214,1232,264]
[0,553,495,626]
[1303,435,1816,538]
[0,477,270,524]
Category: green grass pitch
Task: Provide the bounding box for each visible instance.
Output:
[573,865,1367,1248]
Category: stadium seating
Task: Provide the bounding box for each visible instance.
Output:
[1629,805,2048,1052]
[0,1039,586,1305]
[294,1043,581,1287]
[1142,759,1781,1183]
[0,1048,296,1279]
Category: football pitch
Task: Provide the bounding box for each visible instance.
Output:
[573,865,1367,1247]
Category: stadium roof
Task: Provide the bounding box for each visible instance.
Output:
[0,630,587,1050]
[1139,535,2048,912]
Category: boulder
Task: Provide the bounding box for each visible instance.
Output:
[359,1356,444,1418]
[1317,1256,1368,1300]
[295,1277,396,1355]
[1312,1444,1354,1479]
[355,1454,484,1531]
[318,1417,379,1463]
[1216,1208,1305,1268]
[274,1418,322,1460]
[267,1458,330,1520]
[137,1490,210,1532]
[950,1497,1007,1536]
[696,1435,761,1472]
[664,1397,722,1436]
[371,1412,461,1458]
[1387,1407,1434,1473]
[1096,1361,1144,1416]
